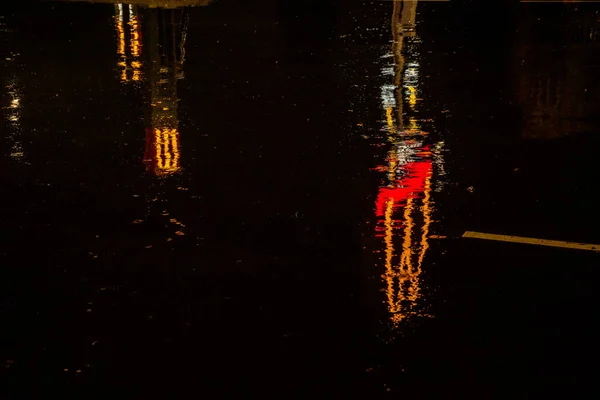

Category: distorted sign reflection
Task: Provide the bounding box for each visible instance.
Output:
[108,1,203,241]
[112,2,198,176]
[373,0,444,325]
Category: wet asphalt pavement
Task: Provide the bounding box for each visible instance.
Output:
[1,0,600,397]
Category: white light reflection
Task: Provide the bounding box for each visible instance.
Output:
[381,84,397,109]
[4,76,24,160]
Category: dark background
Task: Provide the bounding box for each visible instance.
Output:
[1,0,600,398]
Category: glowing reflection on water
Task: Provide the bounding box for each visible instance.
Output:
[371,0,444,325]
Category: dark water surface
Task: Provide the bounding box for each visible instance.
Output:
[2,0,600,397]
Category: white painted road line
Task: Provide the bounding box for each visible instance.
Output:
[462,231,600,253]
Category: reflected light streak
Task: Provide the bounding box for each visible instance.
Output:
[5,78,24,159]
[129,8,142,54]
[408,86,417,108]
[373,0,441,325]
[386,107,396,134]
[115,4,142,83]
[418,172,433,269]
[129,12,143,80]
[115,4,127,81]
[381,84,397,109]
[145,128,181,176]
[129,16,142,58]
[399,197,414,275]
[378,160,433,324]
[384,198,397,316]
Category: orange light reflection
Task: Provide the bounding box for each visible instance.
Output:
[115,4,127,81]
[144,128,181,176]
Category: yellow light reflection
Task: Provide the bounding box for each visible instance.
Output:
[130,24,141,57]
[386,107,396,134]
[152,128,181,175]
[115,4,142,83]
[115,4,127,81]
[408,117,420,131]
[129,12,143,81]
[408,86,417,108]
[116,22,125,55]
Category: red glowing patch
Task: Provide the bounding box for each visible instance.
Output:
[375,159,432,217]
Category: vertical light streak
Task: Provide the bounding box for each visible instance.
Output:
[115,4,127,82]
